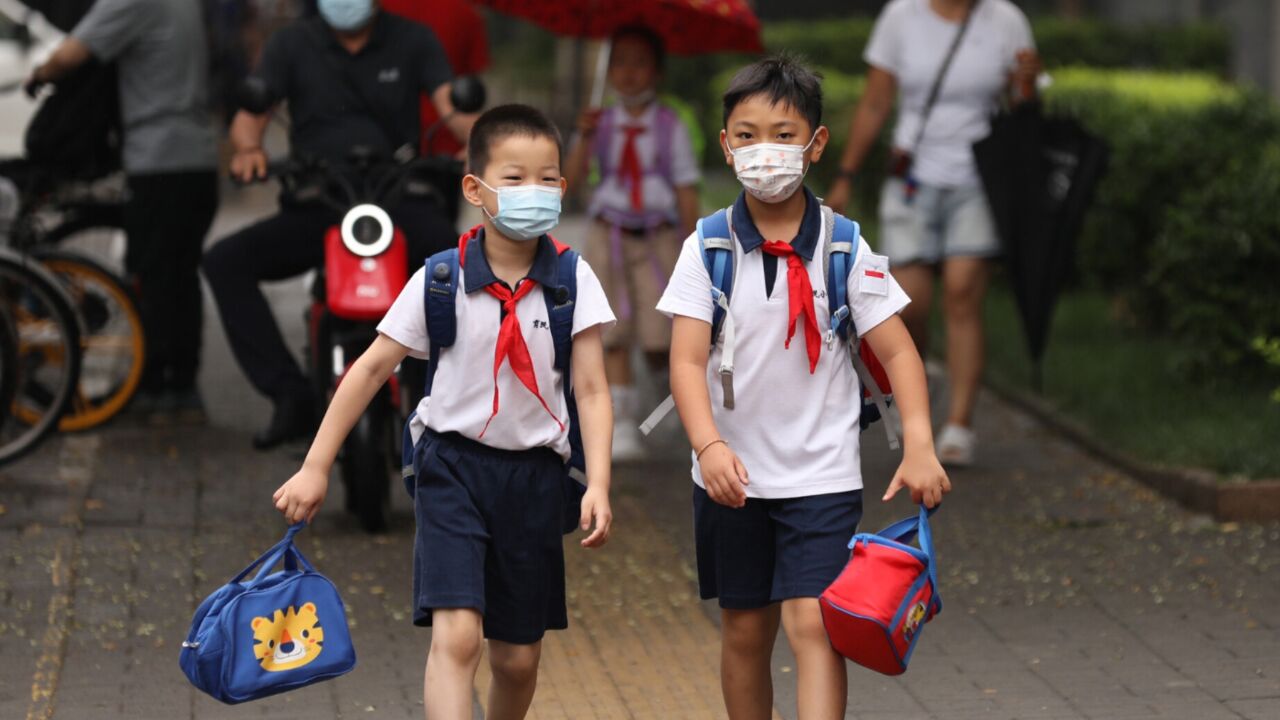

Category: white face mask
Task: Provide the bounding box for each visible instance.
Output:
[474,178,562,242]
[728,135,816,203]
[617,88,656,109]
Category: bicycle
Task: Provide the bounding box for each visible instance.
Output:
[0,245,82,464]
[0,159,143,431]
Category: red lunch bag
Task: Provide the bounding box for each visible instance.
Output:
[819,505,941,675]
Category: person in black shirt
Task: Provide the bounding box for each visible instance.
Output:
[203,0,476,449]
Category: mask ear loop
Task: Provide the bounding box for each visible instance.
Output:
[471,175,502,223]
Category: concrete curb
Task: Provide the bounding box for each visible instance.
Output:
[984,376,1280,523]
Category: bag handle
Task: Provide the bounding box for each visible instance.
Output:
[869,505,940,599]
[230,523,309,585]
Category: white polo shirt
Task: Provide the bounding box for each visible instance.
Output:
[378,230,615,461]
[586,102,702,223]
[656,190,910,499]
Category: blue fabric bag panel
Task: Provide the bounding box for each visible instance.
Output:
[180,523,356,704]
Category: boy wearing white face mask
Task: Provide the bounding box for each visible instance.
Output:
[273,105,616,720]
[657,57,950,718]
[564,25,702,461]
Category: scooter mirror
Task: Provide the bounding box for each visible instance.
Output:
[239,77,274,115]
[450,76,486,114]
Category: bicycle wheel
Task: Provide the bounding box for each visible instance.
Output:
[28,248,145,430]
[0,248,83,464]
[0,307,18,438]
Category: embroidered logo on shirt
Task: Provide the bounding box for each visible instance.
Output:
[378,68,400,83]
[531,319,549,330]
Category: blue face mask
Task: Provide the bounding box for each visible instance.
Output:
[318,0,375,32]
[475,178,562,242]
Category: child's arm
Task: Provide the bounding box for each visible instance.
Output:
[570,325,614,548]
[670,316,750,508]
[563,108,602,200]
[675,185,700,239]
[862,317,951,508]
[273,335,411,524]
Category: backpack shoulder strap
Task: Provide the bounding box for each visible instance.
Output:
[543,240,584,472]
[823,209,860,345]
[653,103,678,185]
[544,241,578,372]
[423,245,462,395]
[642,207,738,433]
[699,207,739,409]
[592,106,617,179]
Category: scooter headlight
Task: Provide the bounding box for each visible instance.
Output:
[340,203,394,257]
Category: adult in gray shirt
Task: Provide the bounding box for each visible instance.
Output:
[28,0,220,423]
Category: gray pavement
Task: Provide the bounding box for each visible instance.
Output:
[0,191,1277,719]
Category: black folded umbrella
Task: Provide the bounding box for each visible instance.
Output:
[973,101,1109,390]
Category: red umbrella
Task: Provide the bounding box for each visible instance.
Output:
[474,0,765,56]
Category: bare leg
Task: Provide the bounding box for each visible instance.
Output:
[781,598,846,720]
[424,609,483,720]
[892,263,936,358]
[941,257,990,427]
[721,606,781,720]
[486,639,542,720]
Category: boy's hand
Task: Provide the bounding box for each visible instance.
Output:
[577,108,604,138]
[273,466,328,525]
[579,486,613,548]
[883,449,951,509]
[699,442,749,508]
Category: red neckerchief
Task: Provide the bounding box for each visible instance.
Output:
[760,240,821,373]
[458,230,564,437]
[618,125,646,211]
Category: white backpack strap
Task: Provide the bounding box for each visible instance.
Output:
[641,208,738,436]
[851,340,900,450]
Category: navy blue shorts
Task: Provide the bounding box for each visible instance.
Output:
[410,430,569,644]
[693,485,863,609]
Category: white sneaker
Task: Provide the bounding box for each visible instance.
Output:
[612,420,645,462]
[936,424,975,468]
[610,385,644,462]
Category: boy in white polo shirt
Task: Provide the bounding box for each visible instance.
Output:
[272,104,616,720]
[564,24,701,460]
[658,57,951,718]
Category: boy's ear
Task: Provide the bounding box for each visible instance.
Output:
[461,173,485,208]
[720,129,734,167]
[808,125,831,163]
[559,176,568,196]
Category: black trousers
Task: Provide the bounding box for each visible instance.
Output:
[124,171,219,394]
[201,199,454,401]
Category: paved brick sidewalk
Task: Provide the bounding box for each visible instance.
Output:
[0,198,1275,719]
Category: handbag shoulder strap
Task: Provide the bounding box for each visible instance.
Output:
[910,0,978,153]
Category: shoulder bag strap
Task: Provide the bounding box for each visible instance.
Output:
[909,1,978,154]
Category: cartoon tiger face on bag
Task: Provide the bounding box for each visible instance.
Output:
[251,602,324,672]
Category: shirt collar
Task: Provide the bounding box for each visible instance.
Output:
[463,228,561,293]
[731,186,821,260]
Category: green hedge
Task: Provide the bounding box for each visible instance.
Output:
[761,17,1231,74]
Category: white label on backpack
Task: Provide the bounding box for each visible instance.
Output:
[859,254,889,296]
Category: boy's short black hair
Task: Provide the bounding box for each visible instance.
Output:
[467,104,564,175]
[611,24,666,70]
[722,55,824,133]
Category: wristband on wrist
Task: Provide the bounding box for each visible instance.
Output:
[696,438,727,461]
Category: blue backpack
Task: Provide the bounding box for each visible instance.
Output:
[641,206,898,449]
[180,524,356,704]
[400,233,587,525]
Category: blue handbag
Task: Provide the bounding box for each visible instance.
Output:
[179,523,356,703]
